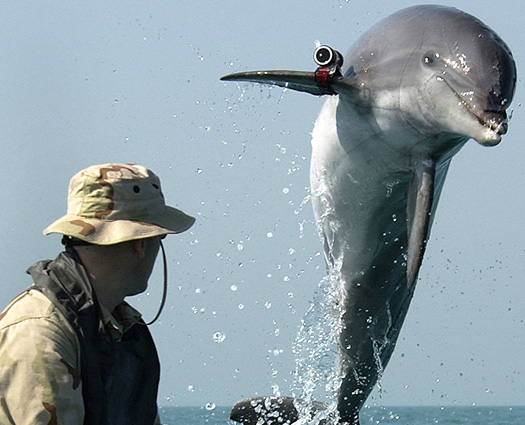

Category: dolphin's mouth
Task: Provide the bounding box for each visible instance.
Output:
[455,92,508,135]
[468,106,508,146]
[439,76,509,144]
[452,87,509,144]
[470,108,508,135]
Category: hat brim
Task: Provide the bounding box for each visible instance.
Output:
[43,206,195,245]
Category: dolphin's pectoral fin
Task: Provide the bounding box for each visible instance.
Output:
[221,70,360,100]
[221,70,331,96]
[230,396,327,425]
[221,45,361,100]
[406,160,436,288]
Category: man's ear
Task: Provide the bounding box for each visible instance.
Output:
[132,239,146,259]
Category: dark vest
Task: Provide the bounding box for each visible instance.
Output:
[27,250,160,425]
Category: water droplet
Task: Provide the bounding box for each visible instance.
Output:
[213,332,226,343]
[266,232,274,238]
[205,402,216,411]
[187,385,195,392]
[230,284,238,291]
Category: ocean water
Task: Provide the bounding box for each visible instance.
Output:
[159,405,525,425]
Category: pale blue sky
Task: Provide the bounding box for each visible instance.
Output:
[0,0,523,409]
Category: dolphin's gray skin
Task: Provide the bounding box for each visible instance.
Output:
[222,5,516,425]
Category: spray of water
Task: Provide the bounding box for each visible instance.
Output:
[292,265,345,424]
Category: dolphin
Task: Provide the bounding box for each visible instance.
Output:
[221,5,516,425]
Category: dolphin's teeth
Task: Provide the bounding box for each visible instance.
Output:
[457,92,508,135]
[474,110,508,134]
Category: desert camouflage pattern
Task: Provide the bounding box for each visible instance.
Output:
[0,289,162,425]
[44,163,195,245]
[0,290,83,424]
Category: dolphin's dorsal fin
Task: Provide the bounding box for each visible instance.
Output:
[406,159,436,288]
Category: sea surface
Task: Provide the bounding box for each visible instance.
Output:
[159,405,525,425]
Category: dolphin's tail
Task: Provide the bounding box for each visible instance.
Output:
[230,396,299,424]
[230,396,360,425]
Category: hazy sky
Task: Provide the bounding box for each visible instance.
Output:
[0,0,523,410]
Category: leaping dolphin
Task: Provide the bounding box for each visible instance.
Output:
[221,5,516,425]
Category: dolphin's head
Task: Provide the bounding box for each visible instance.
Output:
[346,5,517,146]
[221,5,516,147]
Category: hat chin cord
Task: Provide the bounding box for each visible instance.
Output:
[143,240,168,326]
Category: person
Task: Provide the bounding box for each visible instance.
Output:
[0,163,195,424]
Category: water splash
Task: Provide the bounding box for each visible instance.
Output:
[292,268,344,423]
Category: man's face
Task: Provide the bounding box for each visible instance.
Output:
[127,236,163,297]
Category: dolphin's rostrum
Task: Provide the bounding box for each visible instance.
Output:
[222,5,516,425]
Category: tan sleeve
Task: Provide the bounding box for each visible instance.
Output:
[0,291,84,425]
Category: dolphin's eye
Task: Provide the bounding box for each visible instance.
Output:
[423,51,438,67]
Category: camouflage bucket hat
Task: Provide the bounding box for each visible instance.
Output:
[44,163,195,245]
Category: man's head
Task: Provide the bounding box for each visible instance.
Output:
[44,163,195,244]
[43,163,195,309]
